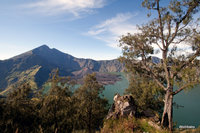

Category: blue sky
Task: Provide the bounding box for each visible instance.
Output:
[0,0,150,60]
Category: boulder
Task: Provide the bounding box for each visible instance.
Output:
[106,94,136,119]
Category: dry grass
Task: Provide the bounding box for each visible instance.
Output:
[101,117,169,133]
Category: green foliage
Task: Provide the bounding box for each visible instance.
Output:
[119,0,200,130]
[39,69,75,133]
[0,83,40,133]
[74,73,109,133]
[0,70,110,133]
[125,75,164,114]
[119,0,200,89]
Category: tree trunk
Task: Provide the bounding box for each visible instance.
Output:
[88,109,92,133]
[161,88,173,131]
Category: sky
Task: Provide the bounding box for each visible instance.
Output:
[0,0,160,60]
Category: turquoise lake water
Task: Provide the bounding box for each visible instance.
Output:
[173,86,200,128]
[103,73,200,128]
[103,73,129,104]
[43,73,200,128]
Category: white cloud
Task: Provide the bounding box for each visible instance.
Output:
[87,13,139,49]
[22,0,106,17]
[87,13,200,58]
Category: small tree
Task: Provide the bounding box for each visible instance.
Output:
[119,0,200,131]
[74,73,109,133]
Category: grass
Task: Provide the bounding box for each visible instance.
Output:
[101,117,168,133]
[101,117,200,133]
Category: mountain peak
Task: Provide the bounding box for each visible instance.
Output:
[32,45,52,54]
[0,45,124,92]
[36,44,50,50]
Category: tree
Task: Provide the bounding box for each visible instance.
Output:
[125,75,164,115]
[39,69,75,133]
[119,0,200,131]
[0,83,39,133]
[0,69,77,133]
[74,73,109,133]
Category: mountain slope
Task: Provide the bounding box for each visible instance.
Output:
[0,45,124,94]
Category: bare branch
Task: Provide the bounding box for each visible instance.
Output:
[155,42,164,51]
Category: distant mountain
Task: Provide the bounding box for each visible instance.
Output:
[0,45,125,95]
[151,56,161,64]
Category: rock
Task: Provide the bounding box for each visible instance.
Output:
[106,94,136,119]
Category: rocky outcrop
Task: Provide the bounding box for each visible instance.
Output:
[106,94,136,119]
[106,94,162,131]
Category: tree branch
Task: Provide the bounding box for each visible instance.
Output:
[173,81,198,95]
[168,1,199,45]
[141,62,166,90]
[166,17,172,43]
[155,42,164,51]
[155,0,171,89]
[172,34,191,45]
[172,48,200,78]
[156,0,166,49]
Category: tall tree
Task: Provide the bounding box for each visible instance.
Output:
[74,73,109,133]
[40,69,75,133]
[119,0,200,131]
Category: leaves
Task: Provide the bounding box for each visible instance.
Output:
[74,73,109,132]
[119,1,200,130]
[120,0,200,93]
[125,74,164,114]
[0,70,109,133]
